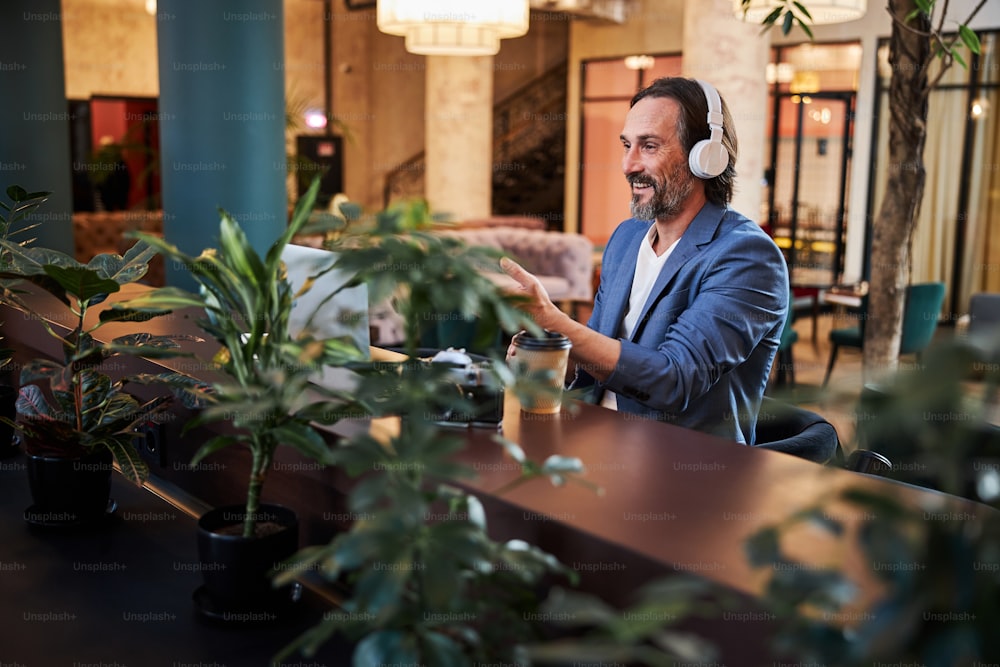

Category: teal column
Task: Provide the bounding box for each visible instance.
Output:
[0,0,74,254]
[156,0,287,287]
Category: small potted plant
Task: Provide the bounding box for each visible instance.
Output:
[0,185,47,459]
[111,179,370,618]
[272,199,596,663]
[0,186,186,525]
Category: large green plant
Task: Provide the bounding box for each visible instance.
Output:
[111,179,368,537]
[0,186,185,483]
[271,200,602,664]
[0,185,48,367]
[740,0,986,380]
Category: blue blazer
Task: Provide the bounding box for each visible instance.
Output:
[577,202,789,445]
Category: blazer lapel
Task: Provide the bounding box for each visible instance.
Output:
[631,203,727,340]
[601,222,650,337]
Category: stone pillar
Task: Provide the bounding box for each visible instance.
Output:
[0,0,74,253]
[425,56,493,222]
[156,0,286,287]
[683,0,770,224]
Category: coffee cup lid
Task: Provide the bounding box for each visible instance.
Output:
[512,329,571,350]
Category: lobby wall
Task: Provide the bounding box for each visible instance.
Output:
[58,0,568,214]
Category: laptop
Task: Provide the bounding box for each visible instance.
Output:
[279,243,370,390]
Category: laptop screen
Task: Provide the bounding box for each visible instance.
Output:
[279,242,370,359]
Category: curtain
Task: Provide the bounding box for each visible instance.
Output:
[963,33,1000,308]
[909,62,968,314]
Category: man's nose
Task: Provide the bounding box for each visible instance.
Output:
[622,146,641,176]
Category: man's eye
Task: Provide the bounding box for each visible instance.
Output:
[643,143,656,151]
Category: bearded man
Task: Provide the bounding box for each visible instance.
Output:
[502,77,788,445]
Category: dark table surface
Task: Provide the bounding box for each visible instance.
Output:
[0,451,354,666]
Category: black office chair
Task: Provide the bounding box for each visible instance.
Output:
[754,396,841,464]
[754,396,892,473]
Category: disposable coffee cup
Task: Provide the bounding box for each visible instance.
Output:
[510,330,572,414]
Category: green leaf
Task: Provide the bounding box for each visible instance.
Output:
[792,1,812,21]
[952,49,968,69]
[464,494,487,531]
[265,176,322,273]
[276,421,332,464]
[353,559,411,616]
[105,438,149,484]
[781,9,794,35]
[86,240,156,284]
[538,587,619,626]
[353,631,418,667]
[348,473,391,513]
[420,631,467,667]
[763,6,783,25]
[189,434,238,466]
[42,264,121,303]
[541,454,585,475]
[111,285,208,314]
[19,358,63,385]
[959,25,982,54]
[791,506,844,536]
[496,435,527,464]
[798,18,813,39]
[217,210,266,285]
[745,526,783,568]
[14,384,57,420]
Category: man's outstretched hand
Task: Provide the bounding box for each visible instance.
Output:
[500,257,560,330]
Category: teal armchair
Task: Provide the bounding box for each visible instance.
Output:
[822,282,946,387]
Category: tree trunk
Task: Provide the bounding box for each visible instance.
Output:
[863,0,931,382]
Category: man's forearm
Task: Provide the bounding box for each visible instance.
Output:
[538,310,620,382]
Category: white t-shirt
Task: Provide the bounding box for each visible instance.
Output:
[602,226,679,410]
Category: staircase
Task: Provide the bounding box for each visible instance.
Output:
[382,63,568,229]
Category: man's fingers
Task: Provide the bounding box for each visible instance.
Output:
[500,257,531,288]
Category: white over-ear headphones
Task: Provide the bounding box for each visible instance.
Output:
[688,79,730,180]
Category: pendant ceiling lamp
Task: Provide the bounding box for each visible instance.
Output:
[733,0,867,25]
[377,0,530,56]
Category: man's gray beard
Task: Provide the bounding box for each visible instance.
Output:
[629,167,693,221]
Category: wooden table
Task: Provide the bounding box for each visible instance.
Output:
[1,284,991,663]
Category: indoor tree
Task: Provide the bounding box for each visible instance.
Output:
[742,0,989,379]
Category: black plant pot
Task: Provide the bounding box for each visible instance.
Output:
[24,448,114,526]
[0,385,18,459]
[195,503,301,622]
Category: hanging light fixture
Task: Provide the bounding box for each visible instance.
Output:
[765,62,795,84]
[623,55,655,70]
[377,0,530,56]
[733,0,866,25]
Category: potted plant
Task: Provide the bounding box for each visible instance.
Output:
[110,178,370,618]
[270,199,600,663]
[0,185,48,459]
[0,186,186,525]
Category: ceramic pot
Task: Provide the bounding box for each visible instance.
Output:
[195,503,300,619]
[25,448,114,525]
[0,385,17,459]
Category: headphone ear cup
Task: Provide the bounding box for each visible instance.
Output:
[688,138,728,179]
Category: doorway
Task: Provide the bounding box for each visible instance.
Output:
[767,91,854,288]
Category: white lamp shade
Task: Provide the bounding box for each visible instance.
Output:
[377,0,530,56]
[734,0,867,24]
